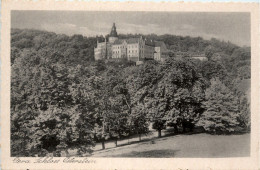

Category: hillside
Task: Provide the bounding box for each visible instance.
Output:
[10,28,251,157]
[11,28,249,64]
[11,28,97,66]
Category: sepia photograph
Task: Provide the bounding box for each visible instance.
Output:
[10,11,251,158]
[1,1,259,169]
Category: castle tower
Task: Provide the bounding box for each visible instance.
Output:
[109,23,118,43]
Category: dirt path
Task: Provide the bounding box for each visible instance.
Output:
[67,129,170,156]
[91,133,250,158]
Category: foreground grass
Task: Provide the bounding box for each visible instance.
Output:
[92,133,250,158]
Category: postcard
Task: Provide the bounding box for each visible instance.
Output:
[1,1,259,169]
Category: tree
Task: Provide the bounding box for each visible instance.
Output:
[92,65,132,149]
[220,47,251,82]
[124,62,161,137]
[124,61,165,137]
[197,78,241,134]
[11,51,97,156]
[129,104,149,141]
[148,58,205,134]
[144,77,168,137]
[108,109,129,146]
[90,74,110,150]
[199,60,228,85]
[231,78,251,132]
[204,45,217,60]
[238,95,250,131]
[238,65,251,79]
[11,49,44,156]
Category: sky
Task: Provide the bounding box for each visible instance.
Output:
[11,11,250,46]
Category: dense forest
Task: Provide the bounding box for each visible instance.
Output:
[11,28,250,156]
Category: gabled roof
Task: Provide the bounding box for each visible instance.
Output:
[112,38,141,45]
[110,37,167,48]
[113,39,126,45]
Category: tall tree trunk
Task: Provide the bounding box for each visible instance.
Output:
[174,124,179,134]
[115,139,118,147]
[52,150,61,157]
[139,133,141,141]
[158,129,162,138]
[101,138,105,150]
[182,122,186,133]
[101,119,106,150]
[77,149,81,156]
[190,123,194,132]
[65,149,69,157]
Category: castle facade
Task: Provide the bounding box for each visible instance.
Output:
[94,23,168,62]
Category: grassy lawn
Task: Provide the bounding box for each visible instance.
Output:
[92,133,250,158]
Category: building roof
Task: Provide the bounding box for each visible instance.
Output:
[112,37,141,45]
[113,39,126,45]
[110,36,167,48]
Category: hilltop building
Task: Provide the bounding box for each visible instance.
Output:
[94,23,168,62]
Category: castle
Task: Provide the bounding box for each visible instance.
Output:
[94,23,169,63]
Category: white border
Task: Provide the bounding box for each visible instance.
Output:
[1,1,259,169]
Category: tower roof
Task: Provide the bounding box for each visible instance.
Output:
[110,23,118,37]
